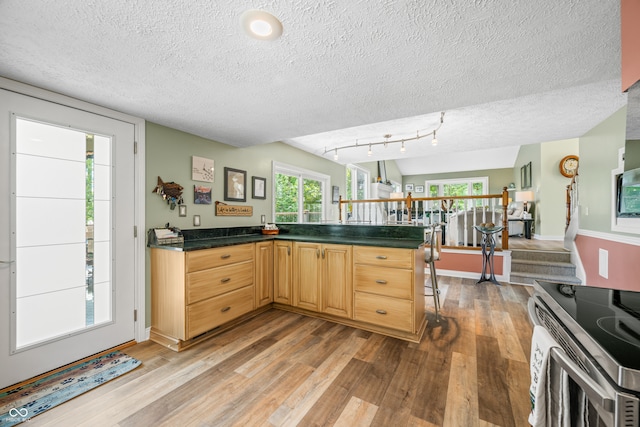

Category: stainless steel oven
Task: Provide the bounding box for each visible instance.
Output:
[529,280,640,427]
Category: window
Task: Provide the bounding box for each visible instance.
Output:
[426,177,488,210]
[346,164,369,200]
[273,162,329,223]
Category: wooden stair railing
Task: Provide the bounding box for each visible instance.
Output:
[339,187,510,250]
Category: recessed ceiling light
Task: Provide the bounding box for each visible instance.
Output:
[241,10,283,41]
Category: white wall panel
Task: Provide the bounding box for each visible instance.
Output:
[16,287,86,348]
[93,282,111,324]
[93,135,111,166]
[16,244,85,298]
[16,198,85,247]
[93,241,110,284]
[16,119,85,161]
[94,164,111,201]
[16,154,85,199]
[94,200,110,242]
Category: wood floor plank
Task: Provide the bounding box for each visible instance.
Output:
[506,359,532,426]
[351,337,407,406]
[333,396,378,427]
[492,310,528,363]
[20,279,536,427]
[299,358,371,426]
[268,331,367,426]
[476,335,516,427]
[474,298,494,337]
[443,352,479,427]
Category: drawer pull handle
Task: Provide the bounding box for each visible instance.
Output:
[375,280,387,284]
[221,306,231,313]
[221,278,231,283]
[221,254,231,259]
[375,309,387,315]
[287,246,291,255]
[376,255,387,260]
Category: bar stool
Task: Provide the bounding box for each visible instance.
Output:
[425,223,442,321]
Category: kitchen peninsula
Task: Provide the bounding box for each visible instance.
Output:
[149,224,427,351]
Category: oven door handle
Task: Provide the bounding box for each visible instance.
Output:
[550,346,615,412]
[528,297,615,413]
[527,297,540,326]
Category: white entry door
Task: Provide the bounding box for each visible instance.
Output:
[0,89,136,389]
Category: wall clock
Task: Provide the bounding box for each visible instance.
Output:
[559,155,579,178]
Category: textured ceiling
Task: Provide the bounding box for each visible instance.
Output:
[0,0,627,175]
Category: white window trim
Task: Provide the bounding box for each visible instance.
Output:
[346,164,370,200]
[425,176,489,195]
[272,161,330,223]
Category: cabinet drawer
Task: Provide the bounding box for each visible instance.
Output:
[353,246,413,269]
[186,260,253,304]
[354,265,412,299]
[186,244,254,272]
[186,285,254,338]
[354,292,413,332]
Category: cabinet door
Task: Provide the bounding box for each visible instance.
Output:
[274,241,292,305]
[293,242,321,311]
[255,241,274,308]
[321,244,353,318]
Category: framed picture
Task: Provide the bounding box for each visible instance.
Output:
[415,185,424,193]
[178,204,187,217]
[192,156,214,182]
[224,167,246,202]
[194,185,212,204]
[332,185,340,204]
[252,176,266,199]
[521,161,532,189]
[405,183,414,192]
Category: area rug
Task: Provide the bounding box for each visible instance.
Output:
[0,351,141,426]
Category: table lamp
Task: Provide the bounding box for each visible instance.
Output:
[515,190,534,213]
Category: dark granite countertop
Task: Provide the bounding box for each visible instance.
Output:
[148,224,426,251]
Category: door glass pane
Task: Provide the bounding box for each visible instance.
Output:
[275,173,298,222]
[14,118,111,349]
[303,178,322,223]
[356,169,366,200]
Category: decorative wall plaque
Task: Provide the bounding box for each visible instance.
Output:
[215,201,253,216]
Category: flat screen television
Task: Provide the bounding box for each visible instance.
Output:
[616,167,640,217]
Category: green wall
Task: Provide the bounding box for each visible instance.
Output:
[145,122,346,325]
[578,106,627,232]
[402,168,515,195]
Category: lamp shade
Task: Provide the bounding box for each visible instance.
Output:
[515,191,534,203]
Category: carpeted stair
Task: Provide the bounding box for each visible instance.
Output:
[510,249,581,286]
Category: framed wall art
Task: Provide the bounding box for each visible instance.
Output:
[521,162,532,189]
[194,185,212,204]
[224,167,246,202]
[252,176,266,199]
[415,185,424,193]
[405,183,414,192]
[192,156,214,182]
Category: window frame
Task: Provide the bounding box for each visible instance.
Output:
[272,161,330,223]
[425,176,489,209]
[346,164,370,200]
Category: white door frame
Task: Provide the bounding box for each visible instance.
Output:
[0,77,146,344]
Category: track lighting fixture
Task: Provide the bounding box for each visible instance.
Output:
[323,112,445,160]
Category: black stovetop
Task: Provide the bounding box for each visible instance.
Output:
[536,281,640,372]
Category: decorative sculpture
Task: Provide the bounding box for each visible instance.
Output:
[152,176,184,209]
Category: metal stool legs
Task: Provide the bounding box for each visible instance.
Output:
[427,259,441,322]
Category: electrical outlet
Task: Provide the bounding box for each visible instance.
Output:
[260,214,266,224]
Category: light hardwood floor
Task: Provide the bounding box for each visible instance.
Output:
[26,276,534,427]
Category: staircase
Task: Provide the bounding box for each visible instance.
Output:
[510,249,581,286]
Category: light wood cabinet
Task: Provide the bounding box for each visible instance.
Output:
[150,243,256,351]
[353,246,425,335]
[273,240,293,305]
[255,241,274,308]
[292,242,352,318]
